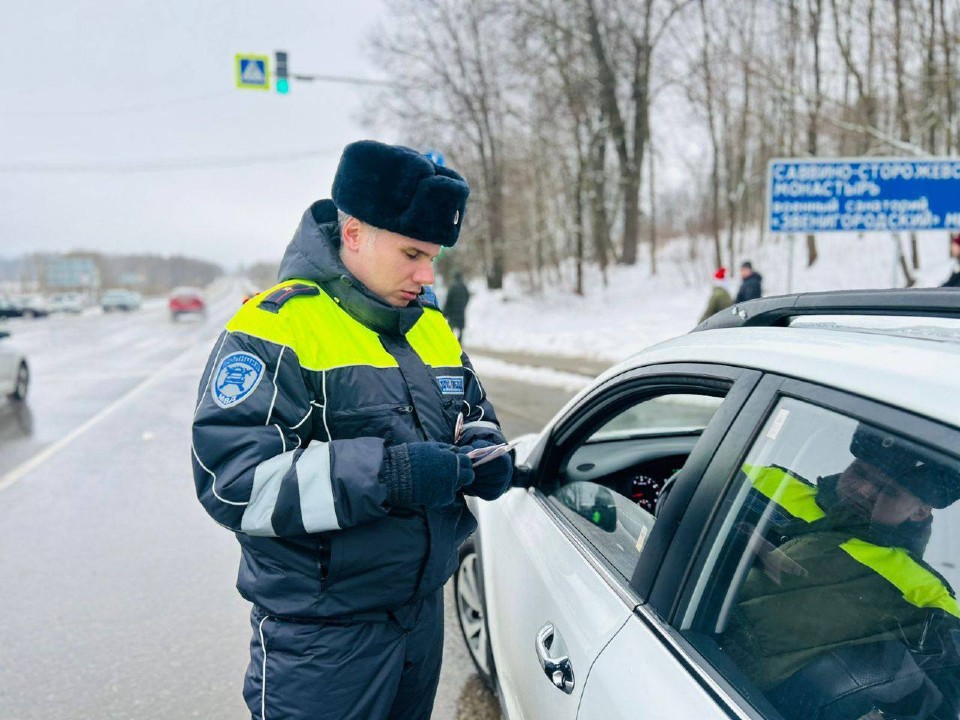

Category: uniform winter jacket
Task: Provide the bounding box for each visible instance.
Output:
[721,466,959,691]
[192,199,505,619]
[698,286,733,323]
[735,272,763,303]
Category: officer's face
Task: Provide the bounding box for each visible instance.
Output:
[836,459,932,527]
[341,219,440,307]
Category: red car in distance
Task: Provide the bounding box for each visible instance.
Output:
[169,287,206,321]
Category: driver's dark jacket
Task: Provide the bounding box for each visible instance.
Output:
[191,199,504,618]
[721,467,960,691]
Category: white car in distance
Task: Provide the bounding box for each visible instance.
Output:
[0,329,28,402]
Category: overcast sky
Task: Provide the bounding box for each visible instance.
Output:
[0,0,395,267]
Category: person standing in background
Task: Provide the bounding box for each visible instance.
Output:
[699,267,734,323]
[443,271,470,342]
[942,234,960,288]
[735,261,764,303]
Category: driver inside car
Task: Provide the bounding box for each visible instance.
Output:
[721,424,960,719]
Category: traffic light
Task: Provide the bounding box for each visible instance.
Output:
[275,51,289,94]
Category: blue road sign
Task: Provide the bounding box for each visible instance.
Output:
[235,54,270,91]
[768,158,960,233]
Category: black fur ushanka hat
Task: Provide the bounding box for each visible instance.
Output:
[332,140,469,247]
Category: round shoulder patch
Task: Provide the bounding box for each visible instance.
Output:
[212,351,266,409]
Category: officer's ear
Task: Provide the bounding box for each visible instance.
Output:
[341,217,363,253]
[910,503,933,522]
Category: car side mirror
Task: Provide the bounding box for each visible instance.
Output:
[555,482,618,532]
[512,463,534,488]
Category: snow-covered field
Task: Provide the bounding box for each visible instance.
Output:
[459,230,958,366]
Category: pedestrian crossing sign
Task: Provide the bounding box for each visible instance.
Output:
[235,54,270,91]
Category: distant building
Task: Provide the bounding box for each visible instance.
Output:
[43,256,101,293]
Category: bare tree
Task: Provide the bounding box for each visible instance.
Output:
[372,0,512,288]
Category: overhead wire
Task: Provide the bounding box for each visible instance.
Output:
[0,90,238,119]
[0,149,342,174]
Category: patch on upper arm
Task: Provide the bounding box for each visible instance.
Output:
[212,351,266,408]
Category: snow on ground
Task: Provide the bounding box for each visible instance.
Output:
[469,355,593,392]
[458,230,958,367]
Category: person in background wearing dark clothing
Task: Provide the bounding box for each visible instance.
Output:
[698,267,733,323]
[735,260,763,303]
[443,272,470,342]
[942,234,960,288]
[191,140,513,720]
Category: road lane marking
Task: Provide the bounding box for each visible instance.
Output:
[0,345,197,493]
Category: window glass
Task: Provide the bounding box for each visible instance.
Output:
[682,397,960,720]
[590,394,723,441]
[549,390,725,582]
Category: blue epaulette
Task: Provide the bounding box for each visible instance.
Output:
[258,283,320,314]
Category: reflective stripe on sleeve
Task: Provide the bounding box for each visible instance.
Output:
[742,463,826,523]
[241,451,297,536]
[462,420,501,434]
[840,538,960,618]
[296,442,342,533]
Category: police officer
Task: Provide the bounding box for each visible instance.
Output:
[191,140,513,720]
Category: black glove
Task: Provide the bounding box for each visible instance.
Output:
[462,439,514,501]
[380,441,475,507]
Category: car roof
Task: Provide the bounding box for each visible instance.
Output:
[613,326,960,428]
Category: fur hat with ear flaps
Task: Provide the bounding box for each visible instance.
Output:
[332,140,469,248]
[850,423,960,509]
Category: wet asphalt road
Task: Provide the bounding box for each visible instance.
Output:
[0,281,580,720]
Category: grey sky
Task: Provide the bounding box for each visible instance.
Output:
[0,0,392,267]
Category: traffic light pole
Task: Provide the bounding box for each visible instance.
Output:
[271,51,398,94]
[289,73,394,87]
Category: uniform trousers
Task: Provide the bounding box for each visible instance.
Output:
[244,590,444,720]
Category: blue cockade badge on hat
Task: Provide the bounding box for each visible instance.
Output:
[212,351,265,409]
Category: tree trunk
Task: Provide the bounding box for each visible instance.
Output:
[806,0,823,267]
[589,124,612,274]
[699,0,723,269]
[648,138,657,275]
[941,0,955,153]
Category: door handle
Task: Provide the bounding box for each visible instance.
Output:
[535,623,575,694]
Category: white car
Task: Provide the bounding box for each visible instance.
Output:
[101,288,142,312]
[456,289,960,720]
[49,292,85,314]
[0,329,29,402]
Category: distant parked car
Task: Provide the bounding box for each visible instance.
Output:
[169,287,206,321]
[0,329,28,402]
[0,298,24,319]
[14,295,50,318]
[101,289,142,312]
[49,293,85,314]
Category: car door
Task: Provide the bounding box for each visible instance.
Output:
[617,375,960,720]
[476,362,760,720]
